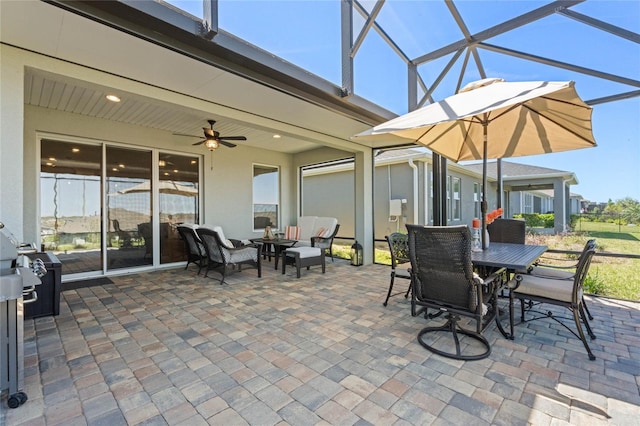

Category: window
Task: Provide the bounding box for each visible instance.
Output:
[524,193,534,213]
[452,177,461,221]
[253,164,279,230]
[473,182,481,219]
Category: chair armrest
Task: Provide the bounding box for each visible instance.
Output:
[534,262,576,270]
[507,274,523,290]
[229,238,246,248]
[311,236,333,246]
[225,242,261,252]
[481,271,504,287]
[311,224,340,247]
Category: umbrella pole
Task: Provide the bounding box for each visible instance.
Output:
[481,122,488,250]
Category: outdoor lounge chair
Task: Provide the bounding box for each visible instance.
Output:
[509,246,597,360]
[487,218,526,244]
[176,225,207,274]
[406,224,503,360]
[383,232,411,307]
[196,227,262,284]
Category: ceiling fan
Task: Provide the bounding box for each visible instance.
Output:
[185,120,247,150]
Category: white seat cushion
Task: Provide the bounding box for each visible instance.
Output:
[394,262,412,278]
[286,247,322,258]
[514,274,578,303]
[199,224,233,247]
[297,216,318,241]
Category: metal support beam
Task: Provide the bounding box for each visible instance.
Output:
[413,0,584,65]
[479,42,640,88]
[341,0,354,97]
[432,154,448,226]
[558,9,640,44]
[497,159,503,209]
[202,0,218,39]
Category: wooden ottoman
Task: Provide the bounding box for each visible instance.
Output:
[281,247,325,278]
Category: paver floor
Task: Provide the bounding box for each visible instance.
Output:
[2,259,639,425]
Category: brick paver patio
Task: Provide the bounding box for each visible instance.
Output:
[3,259,639,425]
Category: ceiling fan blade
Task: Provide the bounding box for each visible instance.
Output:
[219,136,247,141]
[174,133,200,138]
[192,139,206,146]
[219,141,237,148]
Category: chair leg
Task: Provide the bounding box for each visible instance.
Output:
[572,308,596,360]
[582,295,594,320]
[579,304,596,340]
[404,282,411,299]
[383,274,396,306]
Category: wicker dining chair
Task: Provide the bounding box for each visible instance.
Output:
[406,224,503,360]
[487,218,526,244]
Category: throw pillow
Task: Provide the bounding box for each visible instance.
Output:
[285,226,300,240]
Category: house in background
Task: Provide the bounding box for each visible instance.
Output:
[303,150,581,239]
[465,161,580,233]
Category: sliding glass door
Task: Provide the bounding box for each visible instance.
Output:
[40,139,201,278]
[159,153,199,264]
[40,140,103,275]
[106,146,153,270]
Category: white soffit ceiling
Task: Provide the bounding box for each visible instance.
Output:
[2,0,377,154]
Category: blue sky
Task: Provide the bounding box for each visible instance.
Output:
[169,0,639,204]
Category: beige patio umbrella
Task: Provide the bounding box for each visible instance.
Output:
[115,180,198,197]
[353,78,597,248]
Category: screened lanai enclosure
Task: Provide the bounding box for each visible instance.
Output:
[1,0,637,280]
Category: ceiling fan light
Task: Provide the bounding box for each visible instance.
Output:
[205,139,219,150]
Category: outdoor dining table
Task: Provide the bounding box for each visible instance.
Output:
[471,242,548,272]
[470,242,548,339]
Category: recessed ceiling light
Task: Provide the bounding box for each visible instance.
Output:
[112,168,118,172]
[273,134,282,139]
[45,162,53,166]
[106,94,121,102]
[158,160,166,167]
[173,169,179,173]
[119,164,125,168]
[72,148,80,153]
[48,157,56,161]
[164,172,170,176]
[190,160,197,165]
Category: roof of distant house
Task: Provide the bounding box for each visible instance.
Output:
[463,161,572,179]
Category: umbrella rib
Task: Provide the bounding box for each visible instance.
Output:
[416,120,475,162]
[521,104,596,145]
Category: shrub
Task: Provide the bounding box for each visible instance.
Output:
[515,213,555,228]
[583,270,607,295]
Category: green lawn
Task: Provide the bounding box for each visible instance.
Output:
[527,220,640,301]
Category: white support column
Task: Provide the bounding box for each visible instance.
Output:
[552,178,566,234]
[0,47,25,239]
[354,150,374,264]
